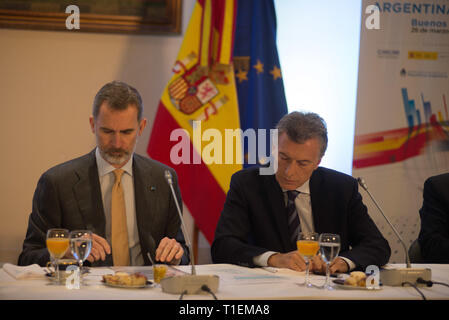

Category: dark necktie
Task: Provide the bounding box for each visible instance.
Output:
[286,190,301,244]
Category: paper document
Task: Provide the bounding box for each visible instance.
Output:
[205,265,290,285]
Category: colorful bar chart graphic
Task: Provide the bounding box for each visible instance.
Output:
[353,88,449,169]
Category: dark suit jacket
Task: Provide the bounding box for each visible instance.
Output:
[18,150,189,266]
[418,173,449,263]
[211,166,391,270]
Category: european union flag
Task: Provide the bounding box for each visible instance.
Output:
[234,0,288,168]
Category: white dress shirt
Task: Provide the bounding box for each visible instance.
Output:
[95,148,144,266]
[253,179,355,271]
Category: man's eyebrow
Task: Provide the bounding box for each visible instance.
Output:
[99,127,135,132]
[279,151,312,163]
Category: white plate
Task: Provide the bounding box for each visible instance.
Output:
[332,279,382,290]
[46,273,86,283]
[102,280,154,289]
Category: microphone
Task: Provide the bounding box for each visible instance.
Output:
[357,177,431,286]
[160,170,219,295]
[164,170,196,275]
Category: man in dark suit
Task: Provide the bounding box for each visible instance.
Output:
[212,112,390,273]
[19,81,189,267]
[418,173,449,263]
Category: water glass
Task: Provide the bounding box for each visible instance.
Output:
[318,233,341,290]
[69,230,92,272]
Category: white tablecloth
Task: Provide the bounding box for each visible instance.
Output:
[0,263,448,300]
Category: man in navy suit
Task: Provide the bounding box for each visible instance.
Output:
[212,111,390,273]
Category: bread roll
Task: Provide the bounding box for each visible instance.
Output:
[103,272,147,286]
[344,271,367,287]
[344,276,358,286]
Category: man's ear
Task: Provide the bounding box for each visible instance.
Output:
[138,118,147,136]
[89,116,95,133]
[314,158,322,170]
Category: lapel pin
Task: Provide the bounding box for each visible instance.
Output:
[150,186,156,191]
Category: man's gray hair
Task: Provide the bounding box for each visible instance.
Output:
[276,111,328,157]
[92,81,143,121]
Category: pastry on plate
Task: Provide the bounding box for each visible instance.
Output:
[344,271,366,287]
[103,272,147,287]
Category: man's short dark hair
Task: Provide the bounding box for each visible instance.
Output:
[276,111,328,157]
[92,81,143,121]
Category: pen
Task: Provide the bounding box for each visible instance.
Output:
[146,252,155,266]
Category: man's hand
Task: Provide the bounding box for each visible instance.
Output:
[155,237,184,265]
[86,233,111,263]
[311,256,349,274]
[267,251,307,271]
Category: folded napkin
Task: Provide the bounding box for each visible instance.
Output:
[3,263,47,280]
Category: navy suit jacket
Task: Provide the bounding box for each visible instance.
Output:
[18,150,189,266]
[211,166,391,270]
[418,173,449,263]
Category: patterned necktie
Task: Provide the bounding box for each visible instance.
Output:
[286,190,301,244]
[111,169,130,266]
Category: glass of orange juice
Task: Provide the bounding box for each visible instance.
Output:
[46,228,69,283]
[153,264,167,284]
[297,231,319,288]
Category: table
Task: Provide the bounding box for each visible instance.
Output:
[1,263,448,300]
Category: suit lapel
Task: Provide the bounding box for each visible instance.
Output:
[262,174,292,251]
[309,168,326,233]
[72,150,106,237]
[133,155,157,264]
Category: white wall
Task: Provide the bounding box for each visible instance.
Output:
[275,0,362,175]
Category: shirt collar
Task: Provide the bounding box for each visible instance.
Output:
[282,179,310,195]
[95,147,133,177]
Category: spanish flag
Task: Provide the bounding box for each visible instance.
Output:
[147,0,240,244]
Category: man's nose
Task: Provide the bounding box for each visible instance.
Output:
[112,133,123,148]
[284,162,296,178]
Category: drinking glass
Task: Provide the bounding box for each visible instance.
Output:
[296,232,319,287]
[153,264,167,284]
[318,233,341,290]
[69,230,92,273]
[46,228,69,283]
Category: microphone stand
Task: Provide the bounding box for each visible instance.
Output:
[357,177,431,287]
[166,175,197,276]
[160,170,219,295]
